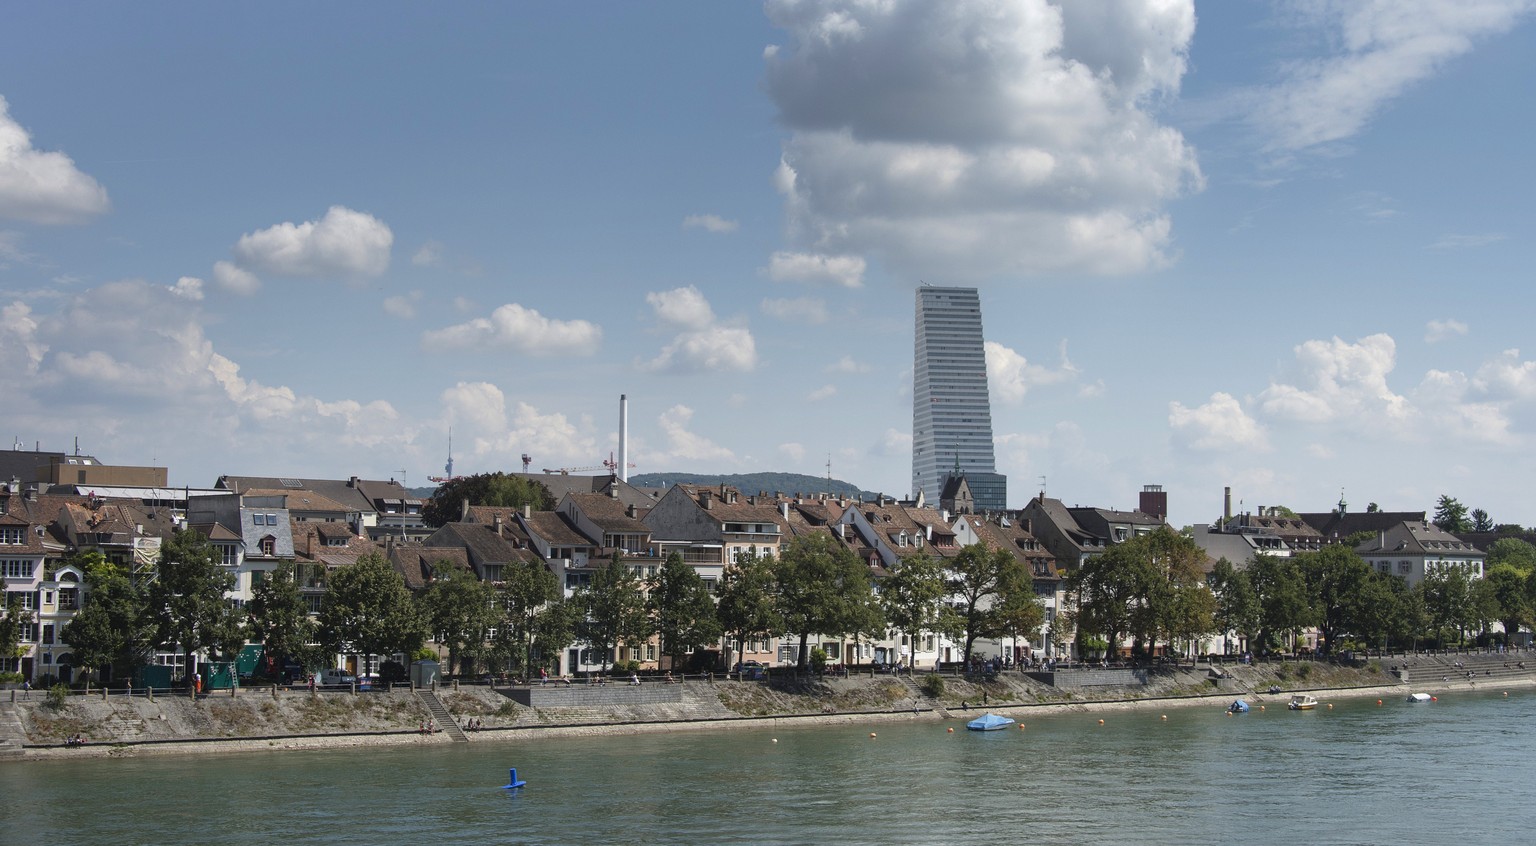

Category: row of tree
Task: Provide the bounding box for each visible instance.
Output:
[49,526,1051,684]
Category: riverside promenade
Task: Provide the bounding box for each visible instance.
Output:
[6,650,1534,760]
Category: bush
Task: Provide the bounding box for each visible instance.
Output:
[1296,663,1312,680]
[809,647,828,675]
[45,683,71,710]
[380,660,407,684]
[920,673,946,698]
[0,671,23,685]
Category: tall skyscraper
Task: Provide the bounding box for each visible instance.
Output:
[912,285,1006,511]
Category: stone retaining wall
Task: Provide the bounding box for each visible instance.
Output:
[1024,668,1148,688]
[509,684,685,707]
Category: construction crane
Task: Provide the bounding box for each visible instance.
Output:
[602,451,636,474]
[521,454,532,473]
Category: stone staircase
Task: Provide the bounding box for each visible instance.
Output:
[416,690,469,742]
[0,701,26,758]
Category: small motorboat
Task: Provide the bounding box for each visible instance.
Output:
[1287,694,1318,711]
[1407,692,1433,703]
[966,713,1017,731]
[1228,700,1250,713]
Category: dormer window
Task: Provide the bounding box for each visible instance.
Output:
[898,532,908,547]
[260,535,276,556]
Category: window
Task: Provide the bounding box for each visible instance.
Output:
[42,623,54,645]
[646,645,656,661]
[220,545,239,567]
[260,536,276,556]
[251,570,266,587]
[2,559,34,578]
[0,527,24,545]
[4,590,36,610]
[1398,561,1411,574]
[630,647,640,661]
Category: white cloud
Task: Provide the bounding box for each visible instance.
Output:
[168,276,204,301]
[0,95,110,224]
[765,250,865,287]
[1473,349,1536,400]
[760,296,830,324]
[655,404,735,464]
[827,355,868,374]
[646,286,715,329]
[1250,1,1536,153]
[682,214,739,233]
[233,205,393,277]
[1169,392,1269,451]
[1430,232,1506,250]
[1,230,36,264]
[212,260,261,295]
[765,0,1202,279]
[985,339,1079,404]
[412,240,443,266]
[807,384,837,401]
[1424,318,1468,343]
[1258,334,1409,424]
[421,303,602,354]
[779,442,807,463]
[642,287,758,373]
[383,291,423,319]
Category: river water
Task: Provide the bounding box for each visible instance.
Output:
[4,688,1533,845]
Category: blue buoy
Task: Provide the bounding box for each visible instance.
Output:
[502,768,527,789]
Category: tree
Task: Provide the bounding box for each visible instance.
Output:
[1420,567,1475,646]
[1296,545,1373,653]
[1207,558,1259,652]
[1141,528,1214,660]
[1487,538,1536,573]
[648,553,722,671]
[1471,508,1494,533]
[1433,495,1470,533]
[149,528,241,682]
[1484,564,1532,640]
[247,561,320,674]
[574,555,649,672]
[422,472,553,528]
[994,583,1047,664]
[316,553,428,671]
[877,552,947,670]
[0,593,32,675]
[1247,554,1311,652]
[493,559,565,677]
[942,543,1031,666]
[774,533,880,669]
[59,550,155,684]
[1068,542,1157,660]
[717,551,780,670]
[419,563,498,675]
[1354,571,1410,653]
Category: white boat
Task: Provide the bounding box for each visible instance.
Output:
[966,713,1017,731]
[1287,694,1318,711]
[1407,692,1433,703]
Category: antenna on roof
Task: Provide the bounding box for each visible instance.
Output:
[445,427,454,478]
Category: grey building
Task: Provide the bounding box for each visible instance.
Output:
[911,285,1005,511]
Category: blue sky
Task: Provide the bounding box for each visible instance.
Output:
[3,1,1534,529]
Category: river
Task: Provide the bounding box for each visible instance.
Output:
[3,688,1532,845]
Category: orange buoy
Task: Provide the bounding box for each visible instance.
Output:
[1377,699,1383,705]
[1018,723,1026,730]
[1161,715,1167,720]
[1327,703,1333,709]
[1259,705,1265,711]
[1097,719,1104,725]
[869,732,877,738]
[947,727,954,733]
[1430,696,1437,701]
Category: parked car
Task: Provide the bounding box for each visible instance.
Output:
[319,669,357,686]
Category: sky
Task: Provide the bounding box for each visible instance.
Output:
[2,1,1535,530]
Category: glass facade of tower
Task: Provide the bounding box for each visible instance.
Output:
[912,286,1006,511]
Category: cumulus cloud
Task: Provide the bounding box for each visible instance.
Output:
[383,291,423,319]
[986,339,1079,404]
[827,355,868,374]
[212,260,261,295]
[0,96,110,224]
[642,287,758,373]
[439,385,598,465]
[764,0,1202,279]
[421,303,601,355]
[765,251,866,287]
[233,205,393,277]
[760,296,829,324]
[682,214,739,233]
[1249,1,1536,153]
[168,276,204,301]
[1258,334,1410,424]
[1169,392,1269,451]
[1424,318,1468,343]
[412,240,443,266]
[779,442,807,463]
[807,384,837,401]
[1472,349,1536,400]
[654,404,736,464]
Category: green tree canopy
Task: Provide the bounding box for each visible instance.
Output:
[774,532,881,669]
[1487,538,1536,573]
[1,593,32,675]
[149,528,242,679]
[1483,564,1532,639]
[492,559,566,677]
[942,543,1031,664]
[1433,495,1470,533]
[420,563,498,675]
[878,552,947,669]
[717,550,781,668]
[574,555,649,673]
[1247,553,1311,652]
[1296,544,1374,653]
[317,553,427,668]
[1207,558,1259,649]
[1470,508,1494,533]
[648,552,722,670]
[247,561,321,672]
[423,472,553,528]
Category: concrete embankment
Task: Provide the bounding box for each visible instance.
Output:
[7,653,1533,761]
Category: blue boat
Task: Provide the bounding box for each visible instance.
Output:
[1228,700,1250,713]
[966,713,1017,731]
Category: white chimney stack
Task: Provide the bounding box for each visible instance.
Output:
[618,393,629,483]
